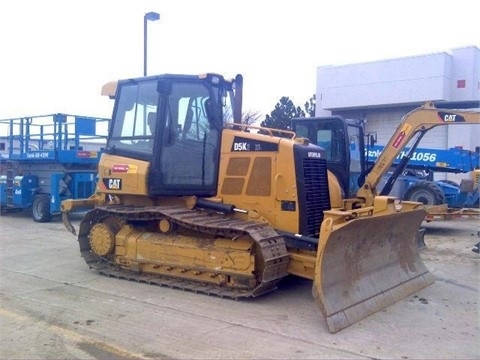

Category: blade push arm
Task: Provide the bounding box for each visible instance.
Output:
[357,102,480,206]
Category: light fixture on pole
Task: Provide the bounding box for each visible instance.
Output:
[143,11,160,76]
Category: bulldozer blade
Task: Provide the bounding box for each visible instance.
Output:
[313,209,435,333]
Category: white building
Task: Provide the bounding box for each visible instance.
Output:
[315,45,480,182]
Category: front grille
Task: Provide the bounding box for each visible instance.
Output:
[294,144,331,237]
[302,157,331,236]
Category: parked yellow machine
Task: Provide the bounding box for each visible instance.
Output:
[61,73,480,333]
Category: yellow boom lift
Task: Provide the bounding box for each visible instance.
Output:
[62,73,480,332]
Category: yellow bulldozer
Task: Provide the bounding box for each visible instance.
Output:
[62,73,480,333]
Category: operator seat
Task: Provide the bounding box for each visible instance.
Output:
[147,112,157,135]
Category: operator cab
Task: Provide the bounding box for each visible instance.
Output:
[106,73,236,196]
[291,116,365,197]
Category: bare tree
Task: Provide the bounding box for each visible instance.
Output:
[223,106,262,125]
[241,110,262,125]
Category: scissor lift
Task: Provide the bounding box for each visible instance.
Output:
[0,113,108,222]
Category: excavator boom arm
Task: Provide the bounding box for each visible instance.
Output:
[357,102,480,204]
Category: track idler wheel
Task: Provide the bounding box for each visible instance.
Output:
[89,223,117,256]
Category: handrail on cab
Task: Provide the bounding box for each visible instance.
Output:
[225,122,297,139]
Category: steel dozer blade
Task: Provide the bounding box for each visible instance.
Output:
[313,208,435,333]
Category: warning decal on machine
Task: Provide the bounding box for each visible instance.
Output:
[392,123,412,148]
[112,164,138,173]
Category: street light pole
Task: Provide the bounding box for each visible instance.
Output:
[143,11,160,76]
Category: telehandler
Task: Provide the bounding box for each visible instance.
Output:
[61,73,480,333]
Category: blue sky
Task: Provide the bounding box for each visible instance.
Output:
[0,0,479,119]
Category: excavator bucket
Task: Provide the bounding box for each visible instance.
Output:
[313,208,435,333]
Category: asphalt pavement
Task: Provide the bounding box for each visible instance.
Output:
[0,211,478,359]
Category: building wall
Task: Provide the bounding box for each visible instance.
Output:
[450,46,480,101]
[316,54,452,110]
[316,46,480,112]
